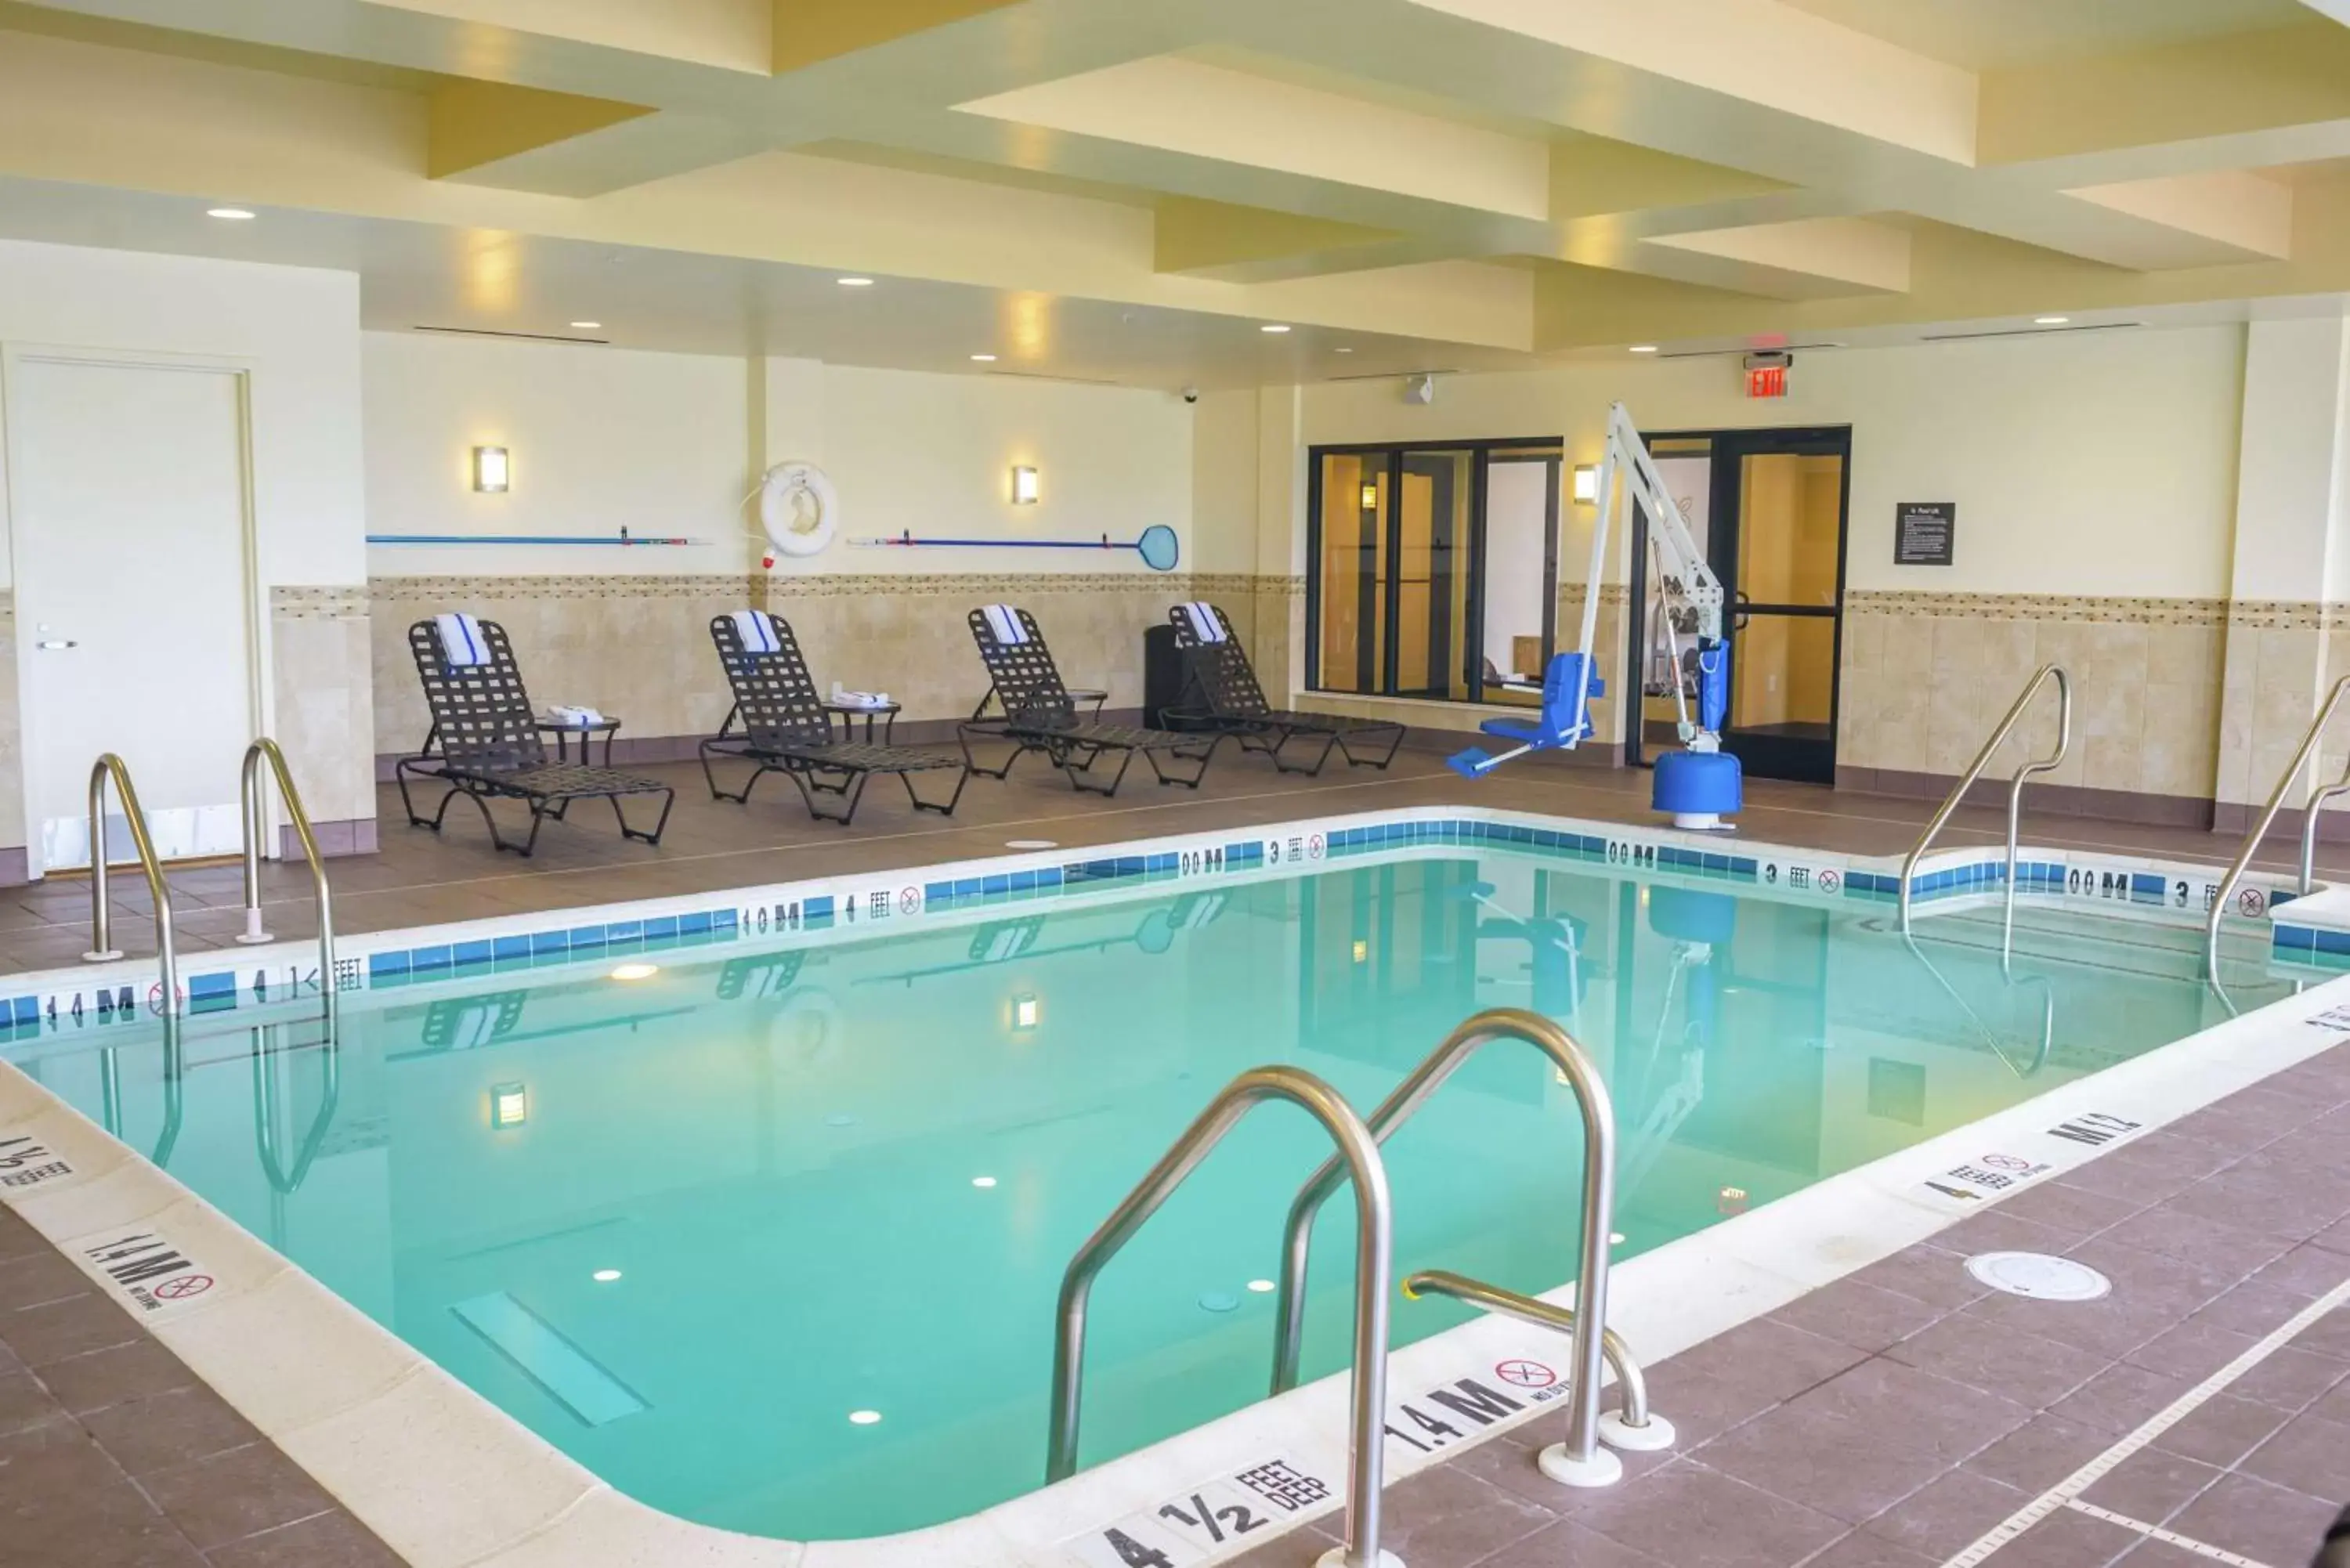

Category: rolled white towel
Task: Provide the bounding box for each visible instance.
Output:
[982,604,1028,646]
[1180,602,1226,644]
[730,609,782,654]
[434,612,490,667]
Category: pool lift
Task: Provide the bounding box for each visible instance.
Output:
[1447,403,1742,830]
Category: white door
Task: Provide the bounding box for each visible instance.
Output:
[9,355,256,873]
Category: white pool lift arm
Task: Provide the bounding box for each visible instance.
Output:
[1578,402,1728,751]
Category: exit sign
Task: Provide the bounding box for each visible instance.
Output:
[1747,363,1788,398]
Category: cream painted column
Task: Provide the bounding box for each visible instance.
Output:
[2216,313,2350,828]
[1254,384,1306,704]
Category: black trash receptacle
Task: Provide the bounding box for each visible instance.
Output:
[1143,623,1188,728]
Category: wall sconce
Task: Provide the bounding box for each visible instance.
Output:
[490,1081,529,1129]
[473,446,510,493]
[1010,464,1039,505]
[1572,464,1600,505]
[1359,482,1379,511]
[1012,993,1040,1030]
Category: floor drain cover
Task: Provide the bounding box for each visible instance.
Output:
[1965,1252,2111,1301]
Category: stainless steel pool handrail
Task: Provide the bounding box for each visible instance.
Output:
[1271,1009,1622,1484]
[238,738,338,1019]
[1898,664,2071,934]
[1402,1270,1658,1434]
[2210,675,2350,979]
[81,754,179,1015]
[1046,1066,1396,1568]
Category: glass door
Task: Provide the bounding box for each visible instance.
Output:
[1625,426,1849,782]
[1716,432,1848,782]
[1307,442,1558,704]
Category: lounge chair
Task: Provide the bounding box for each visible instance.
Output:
[400,616,675,856]
[703,610,970,826]
[960,605,1217,795]
[1165,602,1405,775]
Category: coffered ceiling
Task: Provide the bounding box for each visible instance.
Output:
[2,0,2348,384]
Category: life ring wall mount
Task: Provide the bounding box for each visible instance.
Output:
[758,461,837,565]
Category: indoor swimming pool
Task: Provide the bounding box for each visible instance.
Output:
[0,843,2296,1543]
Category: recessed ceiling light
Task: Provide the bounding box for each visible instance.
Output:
[1246,1278,1276,1293]
[971,353,997,362]
[592,1269,622,1283]
[206,208,255,221]
[971,1176,998,1188]
[570,321,602,331]
[837,276,875,287]
[1629,344,1659,354]
[609,963,659,981]
[2034,315,2070,326]
[1261,323,1292,334]
[848,1409,883,1425]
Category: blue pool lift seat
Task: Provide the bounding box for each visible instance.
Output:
[1447,652,1603,776]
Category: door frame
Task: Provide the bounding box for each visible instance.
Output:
[1624,423,1853,782]
[1305,435,1562,703]
[0,342,271,877]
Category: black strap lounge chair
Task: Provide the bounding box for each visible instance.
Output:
[400,618,674,856]
[702,612,970,826]
[1165,602,1405,775]
[960,605,1217,795]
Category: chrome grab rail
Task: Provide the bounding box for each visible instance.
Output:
[2208,675,2350,978]
[1402,1270,1665,1441]
[1898,665,2071,934]
[1047,1066,1396,1568]
[81,754,179,1014]
[238,738,338,1017]
[1271,1009,1625,1486]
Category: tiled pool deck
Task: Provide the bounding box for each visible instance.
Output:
[2,756,2347,1568]
[1231,1046,2350,1568]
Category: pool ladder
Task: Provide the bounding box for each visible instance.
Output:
[2207,674,2350,981]
[1043,1010,1661,1568]
[1898,664,2072,934]
[81,739,338,1018]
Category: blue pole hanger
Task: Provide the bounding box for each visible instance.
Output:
[848,524,1180,572]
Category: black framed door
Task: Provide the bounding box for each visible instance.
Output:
[1626,425,1851,784]
[1307,439,1561,706]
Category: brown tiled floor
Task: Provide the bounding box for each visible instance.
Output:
[4,744,2341,974]
[1234,1044,2350,1568]
[0,1204,403,1568]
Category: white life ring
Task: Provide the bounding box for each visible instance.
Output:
[759,461,837,559]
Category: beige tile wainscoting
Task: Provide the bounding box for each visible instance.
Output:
[1838,591,2227,826]
[269,585,379,854]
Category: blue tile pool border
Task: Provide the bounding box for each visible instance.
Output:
[0,805,2318,1039]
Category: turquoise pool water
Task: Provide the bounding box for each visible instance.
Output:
[2,849,2282,1540]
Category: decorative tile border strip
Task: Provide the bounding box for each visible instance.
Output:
[269,584,371,618]
[368,570,1280,603]
[1843,590,2229,626]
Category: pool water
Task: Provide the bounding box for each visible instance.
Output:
[2,850,2283,1540]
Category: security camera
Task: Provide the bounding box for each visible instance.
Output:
[1180,386,1199,404]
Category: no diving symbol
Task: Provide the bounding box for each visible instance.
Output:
[1817,870,1842,894]
[1495,1358,1556,1389]
[898,887,920,915]
[2237,887,2266,916]
[153,1274,212,1302]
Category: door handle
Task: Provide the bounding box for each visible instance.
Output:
[34,639,76,651]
